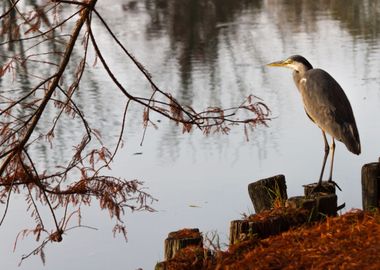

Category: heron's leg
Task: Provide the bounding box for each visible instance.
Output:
[317,130,330,185]
[328,138,336,182]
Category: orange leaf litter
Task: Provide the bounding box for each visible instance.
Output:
[165,210,380,269]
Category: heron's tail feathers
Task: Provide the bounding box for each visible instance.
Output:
[343,123,361,155]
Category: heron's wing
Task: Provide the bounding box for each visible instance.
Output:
[300,69,360,154]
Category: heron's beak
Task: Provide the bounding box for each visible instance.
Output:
[266,60,288,67]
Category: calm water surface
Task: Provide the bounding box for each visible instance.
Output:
[1,1,380,269]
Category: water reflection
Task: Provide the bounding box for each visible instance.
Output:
[142,0,262,103]
[328,0,380,42]
[140,0,380,92]
[2,1,380,269]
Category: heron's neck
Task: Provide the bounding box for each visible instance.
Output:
[292,64,311,89]
[292,70,304,88]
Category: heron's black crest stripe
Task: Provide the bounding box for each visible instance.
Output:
[289,55,313,70]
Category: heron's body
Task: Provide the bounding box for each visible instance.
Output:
[267,55,360,187]
[295,68,360,154]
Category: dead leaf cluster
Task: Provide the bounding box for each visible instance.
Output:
[161,210,380,270]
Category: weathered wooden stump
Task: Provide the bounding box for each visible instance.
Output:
[316,193,338,216]
[300,181,340,217]
[248,174,287,214]
[163,228,203,260]
[229,220,251,245]
[303,181,336,197]
[287,190,338,219]
[286,195,316,210]
[233,177,342,246]
[362,159,380,210]
[229,208,310,245]
[155,228,204,270]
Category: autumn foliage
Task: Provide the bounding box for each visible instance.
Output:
[162,210,380,269]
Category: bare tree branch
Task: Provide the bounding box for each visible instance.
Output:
[0,0,271,264]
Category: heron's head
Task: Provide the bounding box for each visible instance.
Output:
[267,55,313,72]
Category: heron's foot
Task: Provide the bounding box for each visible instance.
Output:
[327,179,342,191]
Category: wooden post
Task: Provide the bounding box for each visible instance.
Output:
[302,180,343,217]
[362,159,380,211]
[229,220,250,245]
[156,228,203,270]
[229,208,310,245]
[163,228,202,260]
[287,193,338,219]
[303,181,336,197]
[248,174,287,214]
[286,196,316,210]
[316,193,338,217]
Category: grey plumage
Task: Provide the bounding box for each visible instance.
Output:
[297,68,360,154]
[268,55,360,186]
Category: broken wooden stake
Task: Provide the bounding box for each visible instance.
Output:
[248,174,287,214]
[155,228,204,270]
[233,176,341,246]
[229,207,310,245]
[362,159,380,211]
[287,193,338,219]
[303,181,336,197]
[163,228,202,260]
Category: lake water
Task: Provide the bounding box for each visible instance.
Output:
[1,1,380,269]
